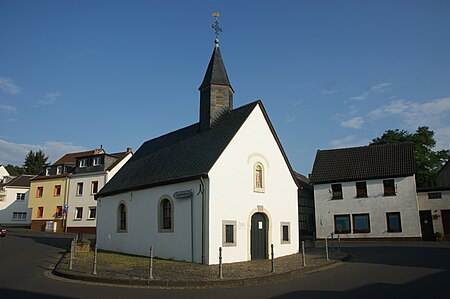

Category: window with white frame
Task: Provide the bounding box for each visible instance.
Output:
[254,163,265,192]
[92,156,101,166]
[45,167,51,176]
[91,181,99,194]
[74,207,83,220]
[88,207,96,219]
[280,222,291,244]
[117,203,127,232]
[158,198,174,232]
[76,182,83,196]
[13,212,27,220]
[16,193,26,201]
[79,158,87,167]
[56,166,63,175]
[222,220,237,246]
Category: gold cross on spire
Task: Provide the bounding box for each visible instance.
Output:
[211,12,222,43]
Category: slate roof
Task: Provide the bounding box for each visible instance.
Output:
[53,150,98,165]
[310,143,416,184]
[198,46,232,90]
[3,175,34,188]
[96,101,260,198]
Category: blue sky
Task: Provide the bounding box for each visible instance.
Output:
[1,0,450,176]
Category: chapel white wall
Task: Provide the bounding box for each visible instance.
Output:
[96,179,204,263]
[208,105,299,264]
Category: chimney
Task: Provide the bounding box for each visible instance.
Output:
[127,147,132,153]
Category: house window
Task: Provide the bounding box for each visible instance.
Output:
[91,181,99,194]
[386,212,402,232]
[37,207,44,218]
[383,179,396,196]
[54,185,61,197]
[334,214,350,234]
[13,212,27,220]
[331,184,343,200]
[355,182,368,198]
[36,187,44,198]
[352,214,370,233]
[92,156,102,166]
[45,167,51,176]
[88,207,96,219]
[222,220,237,246]
[428,192,442,199]
[254,163,265,192]
[280,222,291,244]
[55,206,63,218]
[118,203,127,232]
[79,158,87,167]
[74,207,83,220]
[16,193,26,201]
[76,182,83,196]
[56,166,63,175]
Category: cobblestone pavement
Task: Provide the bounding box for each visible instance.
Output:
[53,245,348,287]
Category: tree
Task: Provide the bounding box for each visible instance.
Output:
[23,150,49,175]
[371,126,449,188]
[4,164,25,176]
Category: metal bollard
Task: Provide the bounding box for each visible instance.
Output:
[301,241,306,267]
[338,235,341,253]
[69,239,74,270]
[92,243,98,275]
[325,237,329,261]
[218,247,223,279]
[271,244,275,273]
[148,246,154,282]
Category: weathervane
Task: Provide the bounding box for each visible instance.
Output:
[211,12,222,45]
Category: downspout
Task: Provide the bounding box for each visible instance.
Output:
[200,177,206,264]
[64,175,70,233]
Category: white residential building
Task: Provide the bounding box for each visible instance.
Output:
[310,143,422,240]
[65,149,132,234]
[0,175,34,226]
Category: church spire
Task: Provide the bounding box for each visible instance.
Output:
[199,13,234,131]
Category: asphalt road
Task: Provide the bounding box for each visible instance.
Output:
[1,229,449,299]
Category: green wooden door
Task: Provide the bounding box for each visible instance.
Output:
[251,213,268,260]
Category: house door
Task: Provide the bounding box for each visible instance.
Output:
[251,213,268,260]
[441,210,450,240]
[419,210,435,241]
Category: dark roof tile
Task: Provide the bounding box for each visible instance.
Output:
[310,143,415,184]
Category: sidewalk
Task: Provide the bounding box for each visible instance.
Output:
[53,246,349,288]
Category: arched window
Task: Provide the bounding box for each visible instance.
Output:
[254,163,265,192]
[117,203,127,232]
[158,197,174,232]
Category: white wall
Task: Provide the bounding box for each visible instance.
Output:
[96,180,204,263]
[418,190,450,234]
[0,186,32,225]
[314,176,421,239]
[67,173,105,228]
[208,104,299,264]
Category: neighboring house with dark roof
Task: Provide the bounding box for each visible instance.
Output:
[295,172,315,241]
[310,143,422,240]
[0,175,34,226]
[28,149,104,232]
[95,39,299,265]
[65,148,132,234]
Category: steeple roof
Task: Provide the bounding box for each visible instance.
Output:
[199,44,233,90]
